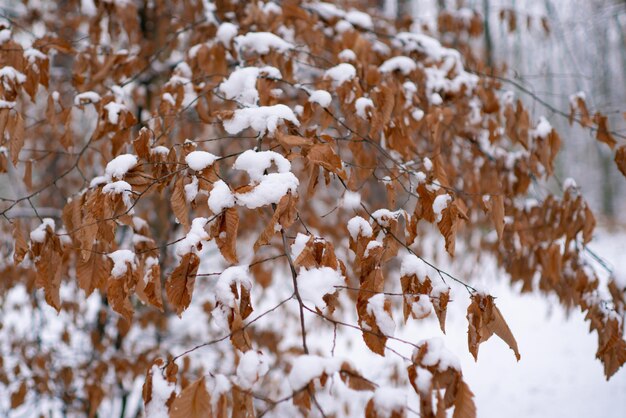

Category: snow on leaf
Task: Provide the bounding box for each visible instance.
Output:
[222,104,299,135]
[185,150,219,171]
[296,266,344,310]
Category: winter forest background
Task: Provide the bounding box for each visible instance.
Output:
[0,0,625,417]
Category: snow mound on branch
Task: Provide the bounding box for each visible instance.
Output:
[235,32,293,55]
[400,253,430,281]
[236,350,269,390]
[324,63,356,86]
[288,355,343,390]
[74,91,101,105]
[216,22,238,46]
[345,9,373,29]
[366,294,396,336]
[208,180,235,214]
[379,56,417,75]
[185,150,219,171]
[233,149,291,182]
[416,337,461,371]
[105,154,137,179]
[355,97,373,119]
[309,90,332,108]
[347,216,373,240]
[102,180,133,208]
[175,217,209,257]
[219,66,282,106]
[145,365,174,418]
[222,104,299,135]
[213,266,252,330]
[296,267,344,309]
[103,102,127,124]
[433,194,451,223]
[30,218,55,243]
[107,250,136,278]
[232,149,298,209]
[235,172,299,209]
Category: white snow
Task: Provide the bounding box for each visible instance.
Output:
[563,177,578,190]
[423,157,433,171]
[213,266,252,330]
[234,32,294,55]
[103,102,128,125]
[345,9,373,29]
[411,295,433,318]
[379,56,417,75]
[413,367,433,394]
[416,337,461,371]
[0,29,10,44]
[288,355,343,390]
[222,104,300,135]
[30,218,55,243]
[105,154,137,179]
[218,66,281,106]
[366,294,395,337]
[216,22,238,46]
[233,150,291,182]
[0,100,15,109]
[107,250,136,278]
[175,217,209,257]
[235,350,269,390]
[145,365,174,418]
[234,172,299,209]
[324,63,357,86]
[185,150,219,171]
[208,180,235,213]
[102,180,133,208]
[184,176,198,202]
[532,116,553,139]
[0,67,26,84]
[347,216,373,240]
[432,194,451,223]
[296,267,344,309]
[342,191,361,210]
[370,387,406,418]
[338,49,356,62]
[400,253,429,280]
[355,97,373,119]
[309,90,332,108]
[291,233,310,259]
[74,91,101,106]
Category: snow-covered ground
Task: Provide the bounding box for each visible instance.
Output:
[436,229,626,418]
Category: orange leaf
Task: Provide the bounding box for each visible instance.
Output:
[452,380,476,418]
[166,253,200,316]
[170,377,212,418]
[467,294,520,361]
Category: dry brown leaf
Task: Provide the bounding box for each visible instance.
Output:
[306,142,346,179]
[10,381,27,409]
[166,253,200,316]
[452,380,476,418]
[171,176,190,230]
[614,145,626,178]
[467,294,520,361]
[170,377,212,418]
[215,207,239,264]
[594,113,616,149]
[77,248,110,296]
[12,220,28,265]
